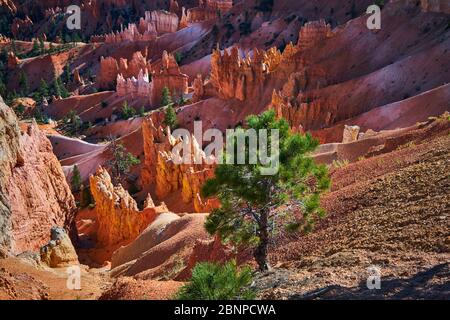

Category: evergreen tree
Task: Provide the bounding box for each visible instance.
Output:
[30,40,40,57]
[160,86,173,107]
[120,100,136,119]
[39,79,49,99]
[163,104,177,130]
[53,77,62,97]
[201,110,330,271]
[175,261,255,300]
[39,37,45,55]
[108,137,140,183]
[71,165,82,192]
[18,71,29,96]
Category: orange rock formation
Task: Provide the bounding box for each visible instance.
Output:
[89,167,168,247]
[141,117,217,213]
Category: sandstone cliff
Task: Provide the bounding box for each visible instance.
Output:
[0,96,76,256]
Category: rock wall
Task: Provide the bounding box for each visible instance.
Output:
[89,167,167,247]
[0,97,77,255]
[181,0,233,26]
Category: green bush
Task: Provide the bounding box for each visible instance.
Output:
[175,261,255,300]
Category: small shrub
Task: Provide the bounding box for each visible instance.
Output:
[332,159,350,169]
[175,261,255,300]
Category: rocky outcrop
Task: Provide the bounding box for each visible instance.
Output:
[145,10,179,34]
[342,125,360,143]
[7,51,19,69]
[192,74,205,103]
[0,96,76,256]
[151,51,189,105]
[116,70,153,104]
[141,118,217,213]
[182,0,233,26]
[98,51,150,90]
[94,21,157,43]
[89,167,168,247]
[115,51,188,107]
[40,227,78,268]
[211,45,294,101]
[298,20,332,51]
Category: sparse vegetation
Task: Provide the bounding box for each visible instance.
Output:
[70,165,82,193]
[163,104,177,130]
[175,261,255,300]
[119,101,136,120]
[332,159,350,169]
[108,137,140,183]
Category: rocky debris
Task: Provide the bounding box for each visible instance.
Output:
[141,117,217,212]
[89,167,168,247]
[0,266,49,300]
[99,277,183,300]
[40,227,79,268]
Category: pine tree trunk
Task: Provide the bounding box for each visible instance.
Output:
[254,210,270,272]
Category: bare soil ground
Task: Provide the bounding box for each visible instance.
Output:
[256,130,450,299]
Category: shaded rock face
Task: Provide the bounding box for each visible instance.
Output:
[0,96,76,256]
[89,167,168,247]
[40,227,78,268]
[141,118,218,213]
[0,96,22,257]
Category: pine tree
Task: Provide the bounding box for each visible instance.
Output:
[39,37,45,55]
[163,104,177,130]
[71,165,82,192]
[39,79,49,99]
[18,71,29,96]
[53,77,62,97]
[108,137,140,183]
[160,86,173,107]
[201,110,330,271]
[30,40,40,57]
